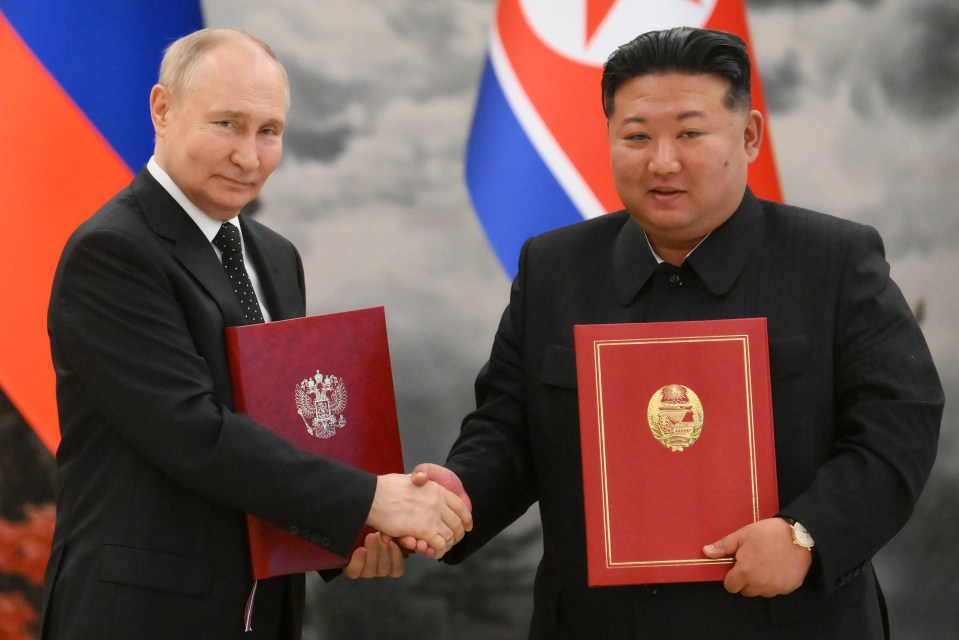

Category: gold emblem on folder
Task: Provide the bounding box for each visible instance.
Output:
[647,384,703,452]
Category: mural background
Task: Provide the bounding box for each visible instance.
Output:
[1,0,955,638]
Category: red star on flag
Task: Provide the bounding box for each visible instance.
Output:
[585,0,617,46]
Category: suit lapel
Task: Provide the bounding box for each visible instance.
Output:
[130,169,249,327]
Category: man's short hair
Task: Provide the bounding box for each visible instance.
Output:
[158,27,290,106]
[601,27,752,117]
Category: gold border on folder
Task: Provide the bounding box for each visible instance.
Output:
[591,334,760,571]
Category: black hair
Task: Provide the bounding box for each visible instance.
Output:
[601,27,752,117]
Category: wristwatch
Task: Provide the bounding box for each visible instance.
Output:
[781,517,815,550]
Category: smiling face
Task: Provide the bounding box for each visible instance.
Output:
[607,72,763,265]
[150,38,288,221]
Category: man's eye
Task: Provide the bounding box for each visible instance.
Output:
[680,130,702,138]
[217,121,234,128]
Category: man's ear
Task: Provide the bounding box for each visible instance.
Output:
[150,84,172,136]
[743,109,764,163]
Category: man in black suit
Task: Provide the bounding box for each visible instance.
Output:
[41,28,470,640]
[411,27,942,638]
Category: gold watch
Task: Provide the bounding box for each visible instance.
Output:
[781,517,815,550]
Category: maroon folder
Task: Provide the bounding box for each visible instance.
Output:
[575,318,778,586]
[225,307,404,578]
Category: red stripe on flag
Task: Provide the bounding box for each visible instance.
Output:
[498,0,619,211]
[0,13,133,452]
[704,2,782,202]
[586,1,618,47]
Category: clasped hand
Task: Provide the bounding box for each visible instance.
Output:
[366,469,473,560]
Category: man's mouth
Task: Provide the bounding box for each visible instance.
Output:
[649,187,684,198]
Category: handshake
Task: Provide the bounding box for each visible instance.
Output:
[345,463,471,579]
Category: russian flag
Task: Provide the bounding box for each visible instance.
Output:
[0,2,204,451]
[466,0,782,277]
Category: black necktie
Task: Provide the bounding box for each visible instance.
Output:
[212,222,265,324]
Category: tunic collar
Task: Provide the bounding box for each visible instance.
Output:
[613,188,765,306]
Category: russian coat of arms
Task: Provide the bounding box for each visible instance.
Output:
[295,370,348,439]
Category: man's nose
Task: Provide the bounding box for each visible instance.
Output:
[231,134,260,170]
[648,140,680,175]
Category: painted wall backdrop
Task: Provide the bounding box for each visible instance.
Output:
[0,0,954,638]
[206,0,958,638]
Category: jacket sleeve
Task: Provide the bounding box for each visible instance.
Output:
[778,223,942,593]
[443,239,539,562]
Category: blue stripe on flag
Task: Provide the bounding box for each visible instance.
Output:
[465,58,583,279]
[0,0,203,172]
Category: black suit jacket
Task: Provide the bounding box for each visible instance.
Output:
[41,169,376,639]
[444,189,942,639]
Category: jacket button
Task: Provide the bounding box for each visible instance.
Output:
[669,274,683,288]
[321,537,332,547]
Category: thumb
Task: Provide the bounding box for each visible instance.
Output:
[703,532,740,559]
[410,464,431,486]
[409,463,472,512]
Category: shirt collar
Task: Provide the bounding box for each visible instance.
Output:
[642,230,711,265]
[147,156,240,244]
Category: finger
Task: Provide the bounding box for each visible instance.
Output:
[440,505,466,544]
[375,537,392,577]
[388,541,405,578]
[362,533,382,578]
[723,566,746,595]
[344,547,367,580]
[410,462,438,487]
[451,496,473,533]
[429,532,450,559]
[441,492,471,534]
[402,537,434,556]
[704,532,740,559]
[446,491,473,531]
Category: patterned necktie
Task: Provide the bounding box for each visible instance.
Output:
[212,222,265,324]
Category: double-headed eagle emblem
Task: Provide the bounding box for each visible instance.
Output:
[295,370,348,439]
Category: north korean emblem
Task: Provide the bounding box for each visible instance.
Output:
[647,384,704,452]
[295,371,347,439]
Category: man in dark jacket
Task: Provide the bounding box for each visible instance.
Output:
[411,26,942,639]
[42,27,470,640]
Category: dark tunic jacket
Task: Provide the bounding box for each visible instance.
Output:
[444,189,942,639]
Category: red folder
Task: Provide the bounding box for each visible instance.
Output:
[574,318,778,586]
[225,307,404,578]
